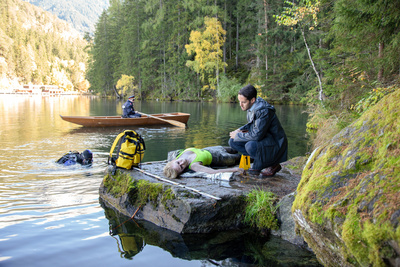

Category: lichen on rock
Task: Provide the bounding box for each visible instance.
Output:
[293,89,400,266]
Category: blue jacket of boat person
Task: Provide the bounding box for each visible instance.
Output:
[122,95,141,118]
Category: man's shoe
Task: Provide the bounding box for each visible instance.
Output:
[247,168,261,175]
[261,164,282,177]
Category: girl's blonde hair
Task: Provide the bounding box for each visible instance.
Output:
[163,160,180,179]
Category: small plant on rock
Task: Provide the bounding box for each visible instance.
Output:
[244,188,279,230]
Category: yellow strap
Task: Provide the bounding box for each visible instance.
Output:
[124,129,137,137]
[109,132,125,158]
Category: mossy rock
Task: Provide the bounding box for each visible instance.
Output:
[102,170,167,207]
[99,167,248,234]
[293,88,400,266]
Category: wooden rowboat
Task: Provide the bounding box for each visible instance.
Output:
[60,112,190,127]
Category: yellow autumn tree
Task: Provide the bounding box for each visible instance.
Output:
[116,75,136,98]
[185,17,227,94]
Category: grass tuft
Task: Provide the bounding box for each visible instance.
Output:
[244,188,279,230]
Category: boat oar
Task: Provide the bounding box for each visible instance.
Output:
[137,112,186,128]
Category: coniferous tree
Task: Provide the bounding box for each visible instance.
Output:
[87,11,114,95]
[119,0,145,97]
[329,0,400,91]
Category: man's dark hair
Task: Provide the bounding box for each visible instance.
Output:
[238,84,257,100]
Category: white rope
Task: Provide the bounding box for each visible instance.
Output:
[132,167,221,200]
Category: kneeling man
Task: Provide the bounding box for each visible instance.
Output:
[229,84,288,178]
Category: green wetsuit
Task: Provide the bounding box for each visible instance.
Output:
[176,148,212,170]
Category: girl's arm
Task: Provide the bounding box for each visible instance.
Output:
[190,162,242,174]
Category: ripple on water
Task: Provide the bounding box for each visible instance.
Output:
[0,173,104,230]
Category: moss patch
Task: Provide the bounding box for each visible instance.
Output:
[103,171,136,198]
[103,170,176,207]
[293,88,400,266]
[136,179,164,206]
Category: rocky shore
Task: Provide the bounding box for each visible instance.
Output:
[99,156,307,245]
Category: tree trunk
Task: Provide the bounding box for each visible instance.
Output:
[215,0,220,96]
[301,28,324,102]
[136,1,142,98]
[113,85,121,99]
[378,42,384,82]
[263,0,268,80]
[163,44,166,98]
[236,13,239,70]
[103,15,109,96]
[223,0,227,74]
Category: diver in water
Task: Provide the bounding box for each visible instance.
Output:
[56,150,93,166]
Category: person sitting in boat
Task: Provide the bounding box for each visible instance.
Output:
[163,146,242,179]
[122,95,141,118]
[56,150,93,166]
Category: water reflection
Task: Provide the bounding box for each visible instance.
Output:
[102,201,321,266]
[0,175,101,229]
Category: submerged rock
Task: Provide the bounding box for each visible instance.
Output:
[293,89,400,266]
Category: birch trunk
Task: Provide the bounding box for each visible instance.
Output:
[301,28,323,102]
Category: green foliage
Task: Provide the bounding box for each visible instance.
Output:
[244,188,279,230]
[326,0,400,101]
[86,0,321,102]
[217,75,242,102]
[87,5,123,96]
[274,0,320,30]
[351,86,396,114]
[82,0,400,110]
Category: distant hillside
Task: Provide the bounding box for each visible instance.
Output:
[24,0,109,35]
[0,0,89,91]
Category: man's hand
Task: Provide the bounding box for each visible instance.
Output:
[229,129,241,139]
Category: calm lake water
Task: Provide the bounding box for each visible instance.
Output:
[0,95,319,267]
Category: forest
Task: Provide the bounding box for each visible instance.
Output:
[87,0,400,145]
[88,0,400,105]
[0,0,88,91]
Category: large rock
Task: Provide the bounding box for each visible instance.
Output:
[272,192,307,246]
[99,158,304,235]
[293,89,400,266]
